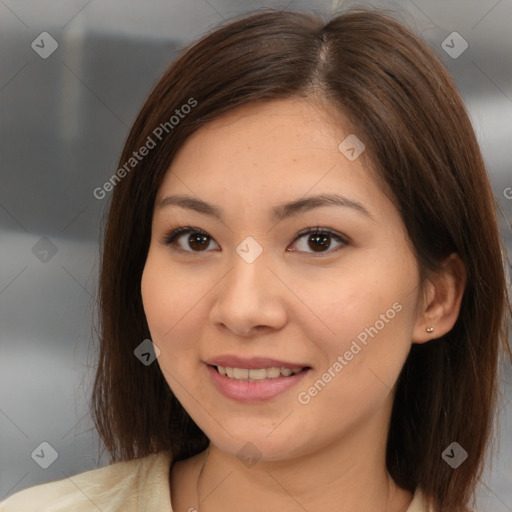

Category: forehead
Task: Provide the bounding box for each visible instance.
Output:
[159,98,377,200]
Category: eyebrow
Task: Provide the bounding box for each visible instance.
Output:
[157,193,374,222]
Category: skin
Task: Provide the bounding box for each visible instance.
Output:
[141,97,466,512]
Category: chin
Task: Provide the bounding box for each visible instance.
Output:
[204,425,312,464]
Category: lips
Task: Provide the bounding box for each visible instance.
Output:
[204,355,312,402]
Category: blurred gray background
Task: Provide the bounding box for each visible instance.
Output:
[0,0,511,510]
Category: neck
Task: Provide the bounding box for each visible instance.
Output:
[195,417,412,512]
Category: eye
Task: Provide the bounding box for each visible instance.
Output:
[289,226,348,254]
[161,225,349,255]
[161,226,220,253]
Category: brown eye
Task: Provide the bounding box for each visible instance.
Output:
[290,227,348,254]
[188,232,210,251]
[163,227,220,252]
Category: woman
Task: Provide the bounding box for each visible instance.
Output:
[2,7,510,512]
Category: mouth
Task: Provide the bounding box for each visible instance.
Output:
[204,356,312,402]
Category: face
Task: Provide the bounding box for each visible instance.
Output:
[141,98,423,462]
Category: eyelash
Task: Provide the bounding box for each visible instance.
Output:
[160,225,349,255]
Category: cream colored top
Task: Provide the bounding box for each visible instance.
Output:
[1,450,432,511]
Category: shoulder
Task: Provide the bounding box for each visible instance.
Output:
[0,451,173,512]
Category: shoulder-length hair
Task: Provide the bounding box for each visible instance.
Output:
[92,8,511,512]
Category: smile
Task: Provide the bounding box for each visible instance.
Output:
[206,363,311,402]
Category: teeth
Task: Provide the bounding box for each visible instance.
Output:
[266,367,281,378]
[248,368,267,380]
[233,368,249,379]
[216,366,303,381]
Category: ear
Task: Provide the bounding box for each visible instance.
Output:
[412,253,467,344]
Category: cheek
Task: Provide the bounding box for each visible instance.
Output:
[296,248,419,375]
[141,251,210,376]
[141,253,190,347]
[141,249,197,339]
[141,256,171,339]
[293,271,415,428]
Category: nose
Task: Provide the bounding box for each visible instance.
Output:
[208,250,288,337]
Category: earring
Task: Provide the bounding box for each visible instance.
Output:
[426,327,434,333]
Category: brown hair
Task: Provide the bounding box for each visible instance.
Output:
[92,7,511,512]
